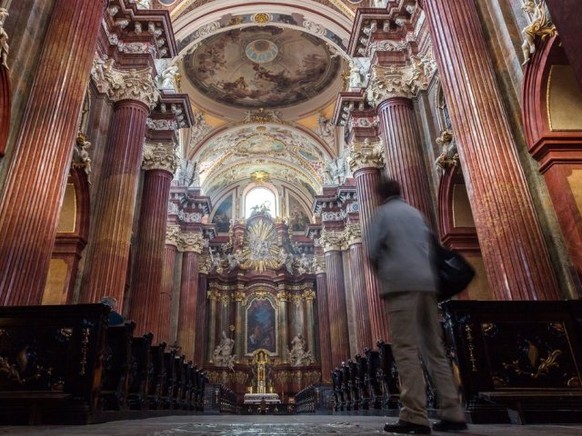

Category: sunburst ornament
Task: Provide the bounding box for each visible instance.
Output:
[240,219,280,272]
[251,170,270,183]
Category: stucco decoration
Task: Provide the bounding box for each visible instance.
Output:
[196,124,328,195]
[184,26,340,109]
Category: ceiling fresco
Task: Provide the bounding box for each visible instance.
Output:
[154,0,354,215]
[183,26,341,109]
[196,124,328,184]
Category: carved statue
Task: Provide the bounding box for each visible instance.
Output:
[213,331,236,370]
[520,0,557,65]
[278,248,294,274]
[434,129,458,173]
[73,132,93,184]
[0,8,9,69]
[158,64,179,90]
[318,112,333,137]
[288,334,313,367]
[135,0,152,9]
[348,59,363,89]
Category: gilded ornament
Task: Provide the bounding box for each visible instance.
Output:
[349,139,385,172]
[165,225,181,246]
[345,223,362,246]
[319,228,347,252]
[179,232,205,253]
[106,67,160,109]
[520,0,557,65]
[240,220,280,272]
[142,141,179,173]
[253,13,271,24]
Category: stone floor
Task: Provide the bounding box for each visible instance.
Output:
[1,415,581,435]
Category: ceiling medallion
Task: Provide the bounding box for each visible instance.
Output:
[253,13,271,25]
[245,39,279,64]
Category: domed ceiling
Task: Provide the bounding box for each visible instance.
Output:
[184,26,341,109]
[162,0,355,221]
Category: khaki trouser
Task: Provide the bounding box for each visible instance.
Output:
[383,291,465,426]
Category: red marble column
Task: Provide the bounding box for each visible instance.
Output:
[421,0,560,300]
[158,227,179,345]
[130,143,176,337]
[321,231,350,365]
[348,237,373,351]
[351,145,391,343]
[194,270,209,367]
[377,97,435,227]
[177,232,204,361]
[81,68,158,309]
[316,270,332,383]
[0,0,104,305]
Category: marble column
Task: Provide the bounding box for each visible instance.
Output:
[194,266,209,367]
[420,0,560,300]
[303,289,316,360]
[176,231,204,361]
[373,93,435,227]
[277,287,289,363]
[0,0,104,305]
[320,229,350,365]
[158,225,180,345]
[350,143,391,343]
[130,141,177,337]
[81,67,159,309]
[346,224,373,352]
[207,289,218,363]
[234,285,245,360]
[316,268,332,383]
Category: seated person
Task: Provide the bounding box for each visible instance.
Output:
[100,296,125,326]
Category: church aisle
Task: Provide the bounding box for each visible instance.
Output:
[0,415,581,435]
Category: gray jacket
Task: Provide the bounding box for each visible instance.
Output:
[368,196,436,296]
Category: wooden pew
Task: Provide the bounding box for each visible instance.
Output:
[441,300,582,424]
[377,340,400,410]
[127,332,153,410]
[0,303,109,424]
[147,342,166,409]
[364,347,383,410]
[99,321,135,411]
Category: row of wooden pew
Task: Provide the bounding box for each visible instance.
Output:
[331,341,402,413]
[0,304,206,424]
[100,322,206,412]
[327,300,582,424]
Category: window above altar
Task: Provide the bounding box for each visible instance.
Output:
[244,186,278,218]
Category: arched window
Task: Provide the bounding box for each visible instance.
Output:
[245,186,277,218]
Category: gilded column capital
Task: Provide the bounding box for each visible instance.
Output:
[234,290,245,302]
[199,253,212,274]
[207,289,220,301]
[179,231,205,253]
[142,141,179,173]
[345,223,362,246]
[165,224,181,246]
[314,256,326,274]
[107,66,159,109]
[302,289,316,301]
[366,52,437,106]
[319,228,347,253]
[277,290,289,302]
[349,139,385,173]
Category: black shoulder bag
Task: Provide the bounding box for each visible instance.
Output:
[432,237,475,302]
